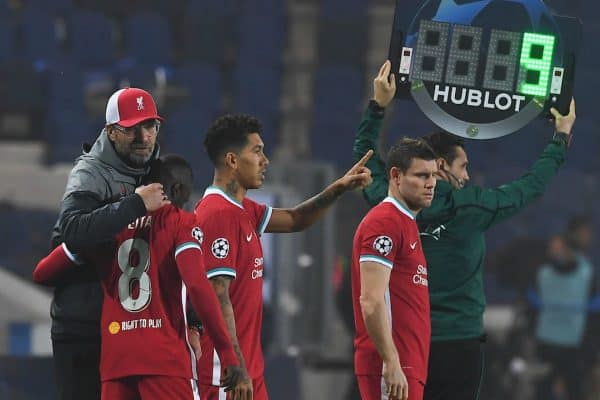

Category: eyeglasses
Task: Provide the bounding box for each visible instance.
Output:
[112,119,161,136]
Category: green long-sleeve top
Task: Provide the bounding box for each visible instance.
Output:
[353,102,567,341]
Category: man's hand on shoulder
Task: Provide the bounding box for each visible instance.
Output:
[373,60,397,108]
[135,183,170,212]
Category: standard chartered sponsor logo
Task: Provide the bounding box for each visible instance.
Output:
[412,264,428,287]
[252,257,264,280]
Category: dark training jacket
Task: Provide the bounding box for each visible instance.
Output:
[50,130,157,340]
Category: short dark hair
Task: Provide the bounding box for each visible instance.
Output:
[386,137,437,174]
[204,114,263,166]
[147,154,193,188]
[422,131,465,164]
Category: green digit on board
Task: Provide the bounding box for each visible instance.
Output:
[517,33,555,97]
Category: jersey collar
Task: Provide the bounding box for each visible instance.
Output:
[382,196,416,220]
[203,186,244,209]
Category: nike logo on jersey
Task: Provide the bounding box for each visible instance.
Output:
[410,241,417,250]
[246,233,253,242]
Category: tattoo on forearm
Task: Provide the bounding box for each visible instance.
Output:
[212,277,246,370]
[296,184,344,216]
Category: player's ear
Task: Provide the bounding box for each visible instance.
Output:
[224,152,237,169]
[106,125,117,141]
[437,158,446,171]
[389,166,401,183]
[171,182,191,207]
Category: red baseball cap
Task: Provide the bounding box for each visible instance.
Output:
[105,87,164,128]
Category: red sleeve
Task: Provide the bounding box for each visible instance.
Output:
[32,243,81,285]
[174,217,239,368]
[358,211,402,270]
[200,209,241,280]
[244,197,272,236]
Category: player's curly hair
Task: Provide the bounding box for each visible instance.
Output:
[386,137,437,174]
[422,131,465,164]
[204,114,263,166]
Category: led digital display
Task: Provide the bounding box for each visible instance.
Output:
[388,0,581,139]
[517,33,556,96]
[482,30,521,92]
[410,22,556,95]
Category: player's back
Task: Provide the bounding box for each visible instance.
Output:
[98,204,199,381]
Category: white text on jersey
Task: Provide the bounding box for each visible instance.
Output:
[412,264,428,287]
[128,216,153,230]
[252,257,264,280]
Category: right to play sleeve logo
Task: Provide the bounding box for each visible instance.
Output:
[373,235,393,256]
[211,238,230,259]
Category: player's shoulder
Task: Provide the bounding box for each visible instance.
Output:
[197,189,239,209]
[360,201,408,235]
[242,196,264,209]
[151,204,187,224]
[366,201,403,222]
[195,198,242,227]
[64,160,108,197]
[171,206,197,224]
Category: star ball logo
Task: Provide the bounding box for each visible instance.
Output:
[191,227,204,244]
[373,236,393,256]
[211,238,230,259]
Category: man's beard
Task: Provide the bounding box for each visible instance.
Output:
[113,141,153,167]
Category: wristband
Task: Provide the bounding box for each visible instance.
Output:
[553,131,571,148]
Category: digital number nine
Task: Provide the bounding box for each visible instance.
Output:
[410,21,555,97]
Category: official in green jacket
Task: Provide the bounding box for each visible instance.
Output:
[353,61,577,400]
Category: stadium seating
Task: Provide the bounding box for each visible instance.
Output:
[0,357,56,399]
[123,12,173,67]
[232,64,282,137]
[68,10,115,67]
[320,0,369,18]
[172,63,222,116]
[22,0,73,16]
[182,0,237,65]
[311,65,364,166]
[0,61,46,140]
[0,205,57,280]
[318,0,368,66]
[21,7,61,66]
[0,16,17,65]
[161,104,215,189]
[237,13,286,67]
[241,0,287,16]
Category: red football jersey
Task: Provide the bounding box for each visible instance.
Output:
[98,204,235,381]
[351,196,430,383]
[194,187,272,385]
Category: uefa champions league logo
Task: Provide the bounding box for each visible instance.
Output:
[211,238,230,259]
[373,236,393,256]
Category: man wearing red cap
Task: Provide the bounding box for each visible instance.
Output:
[49,87,170,400]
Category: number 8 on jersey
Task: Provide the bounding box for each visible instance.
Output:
[117,238,152,312]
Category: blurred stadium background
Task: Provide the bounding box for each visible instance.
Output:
[0,0,598,399]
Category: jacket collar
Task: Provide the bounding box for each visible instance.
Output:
[78,128,159,178]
